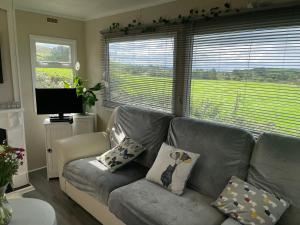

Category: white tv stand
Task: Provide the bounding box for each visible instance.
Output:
[44,113,95,179]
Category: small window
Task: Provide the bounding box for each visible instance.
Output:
[30,36,76,88]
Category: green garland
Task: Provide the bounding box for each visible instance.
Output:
[107,1,243,35]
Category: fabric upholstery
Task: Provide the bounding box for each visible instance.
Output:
[110,105,173,168]
[63,156,148,205]
[221,218,242,225]
[167,117,255,199]
[108,179,225,225]
[247,133,300,225]
[146,143,200,195]
[213,176,289,225]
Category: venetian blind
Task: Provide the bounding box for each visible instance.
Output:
[103,34,175,113]
[187,7,300,137]
[102,6,300,138]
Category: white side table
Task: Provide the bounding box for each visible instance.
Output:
[9,198,56,225]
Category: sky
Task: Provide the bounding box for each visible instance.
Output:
[109,26,300,72]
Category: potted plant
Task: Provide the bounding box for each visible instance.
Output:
[64,76,102,114]
[0,142,24,225]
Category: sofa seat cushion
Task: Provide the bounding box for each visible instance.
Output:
[247,133,300,225]
[108,179,225,225]
[221,218,241,225]
[63,156,148,205]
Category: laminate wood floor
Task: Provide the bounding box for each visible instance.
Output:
[24,169,102,225]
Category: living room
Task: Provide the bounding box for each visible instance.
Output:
[0,0,299,225]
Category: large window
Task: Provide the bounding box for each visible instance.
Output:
[103,7,300,138]
[30,35,76,88]
[105,35,175,113]
[188,26,300,137]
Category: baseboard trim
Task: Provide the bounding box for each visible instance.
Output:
[7,184,35,199]
[29,166,46,173]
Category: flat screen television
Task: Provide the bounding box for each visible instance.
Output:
[35,88,83,122]
[0,50,3,83]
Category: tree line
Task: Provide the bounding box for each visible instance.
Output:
[110,61,300,84]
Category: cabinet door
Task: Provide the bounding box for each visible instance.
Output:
[46,123,72,178]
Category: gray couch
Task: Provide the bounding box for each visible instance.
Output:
[57,106,300,225]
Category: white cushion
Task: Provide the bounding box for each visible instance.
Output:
[97,137,146,172]
[146,143,200,195]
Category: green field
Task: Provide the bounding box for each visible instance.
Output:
[35,67,73,88]
[189,79,300,136]
[34,63,300,137]
[110,72,300,137]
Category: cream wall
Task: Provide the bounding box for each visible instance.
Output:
[84,0,296,131]
[0,9,13,103]
[16,10,86,170]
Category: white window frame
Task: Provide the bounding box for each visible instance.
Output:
[30,35,77,111]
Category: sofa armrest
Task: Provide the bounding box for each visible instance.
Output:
[54,132,110,190]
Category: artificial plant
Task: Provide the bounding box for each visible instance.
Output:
[107,1,240,35]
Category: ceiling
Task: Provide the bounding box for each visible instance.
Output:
[13,0,175,21]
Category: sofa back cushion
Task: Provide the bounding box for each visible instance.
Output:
[167,117,255,199]
[247,133,300,225]
[109,105,173,168]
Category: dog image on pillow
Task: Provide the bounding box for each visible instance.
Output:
[160,152,192,188]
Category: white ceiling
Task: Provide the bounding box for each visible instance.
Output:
[13,0,175,21]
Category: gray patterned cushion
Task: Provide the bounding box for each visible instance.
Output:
[97,137,146,172]
[146,143,200,195]
[212,176,289,225]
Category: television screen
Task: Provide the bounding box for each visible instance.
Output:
[0,50,3,83]
[35,88,83,115]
